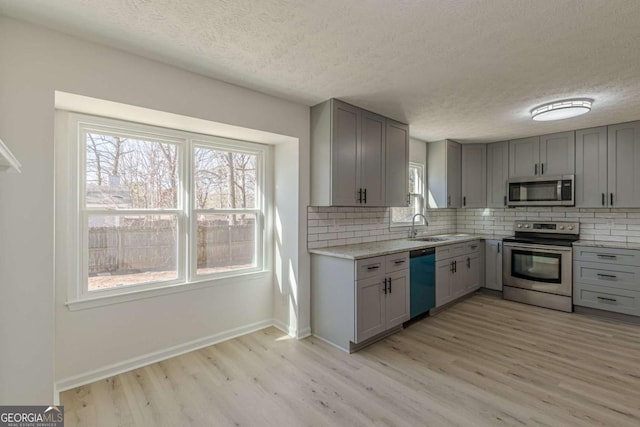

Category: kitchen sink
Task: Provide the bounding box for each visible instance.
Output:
[412,237,452,242]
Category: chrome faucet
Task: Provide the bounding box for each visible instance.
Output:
[409,213,428,238]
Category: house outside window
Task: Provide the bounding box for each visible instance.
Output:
[390,162,425,227]
[65,113,270,304]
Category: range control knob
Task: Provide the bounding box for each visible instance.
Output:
[524,224,530,228]
[568,225,574,230]
[559,225,565,230]
[517,224,522,228]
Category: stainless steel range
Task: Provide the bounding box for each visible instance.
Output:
[502,221,579,312]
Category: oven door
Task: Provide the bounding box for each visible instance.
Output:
[502,242,572,296]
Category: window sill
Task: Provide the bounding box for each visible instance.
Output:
[65,270,272,311]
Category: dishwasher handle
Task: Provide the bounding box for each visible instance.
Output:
[410,248,436,258]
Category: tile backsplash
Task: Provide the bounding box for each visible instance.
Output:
[307,207,457,249]
[457,207,640,243]
[308,206,640,249]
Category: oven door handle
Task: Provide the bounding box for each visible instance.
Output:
[502,242,573,254]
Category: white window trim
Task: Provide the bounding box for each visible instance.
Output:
[390,162,426,229]
[59,112,273,311]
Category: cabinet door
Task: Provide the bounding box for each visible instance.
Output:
[484,240,503,291]
[451,256,467,299]
[465,252,482,293]
[359,111,386,206]
[539,131,575,176]
[435,259,453,307]
[509,136,540,178]
[608,121,640,208]
[385,120,410,207]
[446,141,462,208]
[486,141,509,208]
[461,144,486,208]
[385,270,410,328]
[331,100,360,205]
[355,276,386,343]
[575,127,608,207]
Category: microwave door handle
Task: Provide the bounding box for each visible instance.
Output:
[557,181,562,201]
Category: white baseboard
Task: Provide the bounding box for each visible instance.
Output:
[272,318,297,337]
[297,326,311,339]
[55,319,274,393]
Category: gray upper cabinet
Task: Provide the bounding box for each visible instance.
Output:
[608,121,640,207]
[575,127,608,207]
[509,136,539,178]
[329,101,360,206]
[509,132,575,178]
[428,140,461,208]
[385,120,410,207]
[360,110,386,207]
[311,99,408,206]
[486,141,509,207]
[461,144,487,208]
[539,131,575,176]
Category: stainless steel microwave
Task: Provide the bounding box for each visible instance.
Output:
[507,175,574,207]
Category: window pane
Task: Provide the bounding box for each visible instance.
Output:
[85,132,179,209]
[193,147,257,209]
[87,214,178,291]
[197,213,257,275]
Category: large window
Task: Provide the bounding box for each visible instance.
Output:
[72,114,268,301]
[390,162,425,227]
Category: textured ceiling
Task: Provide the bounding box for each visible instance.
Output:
[2,0,640,142]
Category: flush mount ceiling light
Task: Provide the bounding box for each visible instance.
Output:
[531,99,592,121]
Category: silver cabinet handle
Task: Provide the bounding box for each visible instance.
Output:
[597,296,617,303]
[383,278,388,294]
[394,259,406,265]
[388,277,392,293]
[541,163,544,175]
[597,254,617,259]
[597,273,617,280]
[497,243,501,254]
[367,265,380,271]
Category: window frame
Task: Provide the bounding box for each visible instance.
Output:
[390,162,426,228]
[63,112,271,309]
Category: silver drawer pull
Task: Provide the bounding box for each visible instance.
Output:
[394,260,406,265]
[597,296,618,303]
[597,273,617,280]
[597,254,617,259]
[367,265,380,271]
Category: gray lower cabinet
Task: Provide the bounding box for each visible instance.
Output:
[484,239,503,291]
[435,241,481,307]
[311,252,409,352]
[573,245,640,316]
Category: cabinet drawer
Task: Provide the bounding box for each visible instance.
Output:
[573,261,640,292]
[436,240,480,261]
[573,245,640,266]
[356,256,385,280]
[385,252,409,273]
[573,283,640,316]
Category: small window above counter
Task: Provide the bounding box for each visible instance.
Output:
[0,137,21,173]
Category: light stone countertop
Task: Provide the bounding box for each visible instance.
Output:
[573,240,640,250]
[308,234,506,260]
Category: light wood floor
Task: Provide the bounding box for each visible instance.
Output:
[61,293,640,426]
